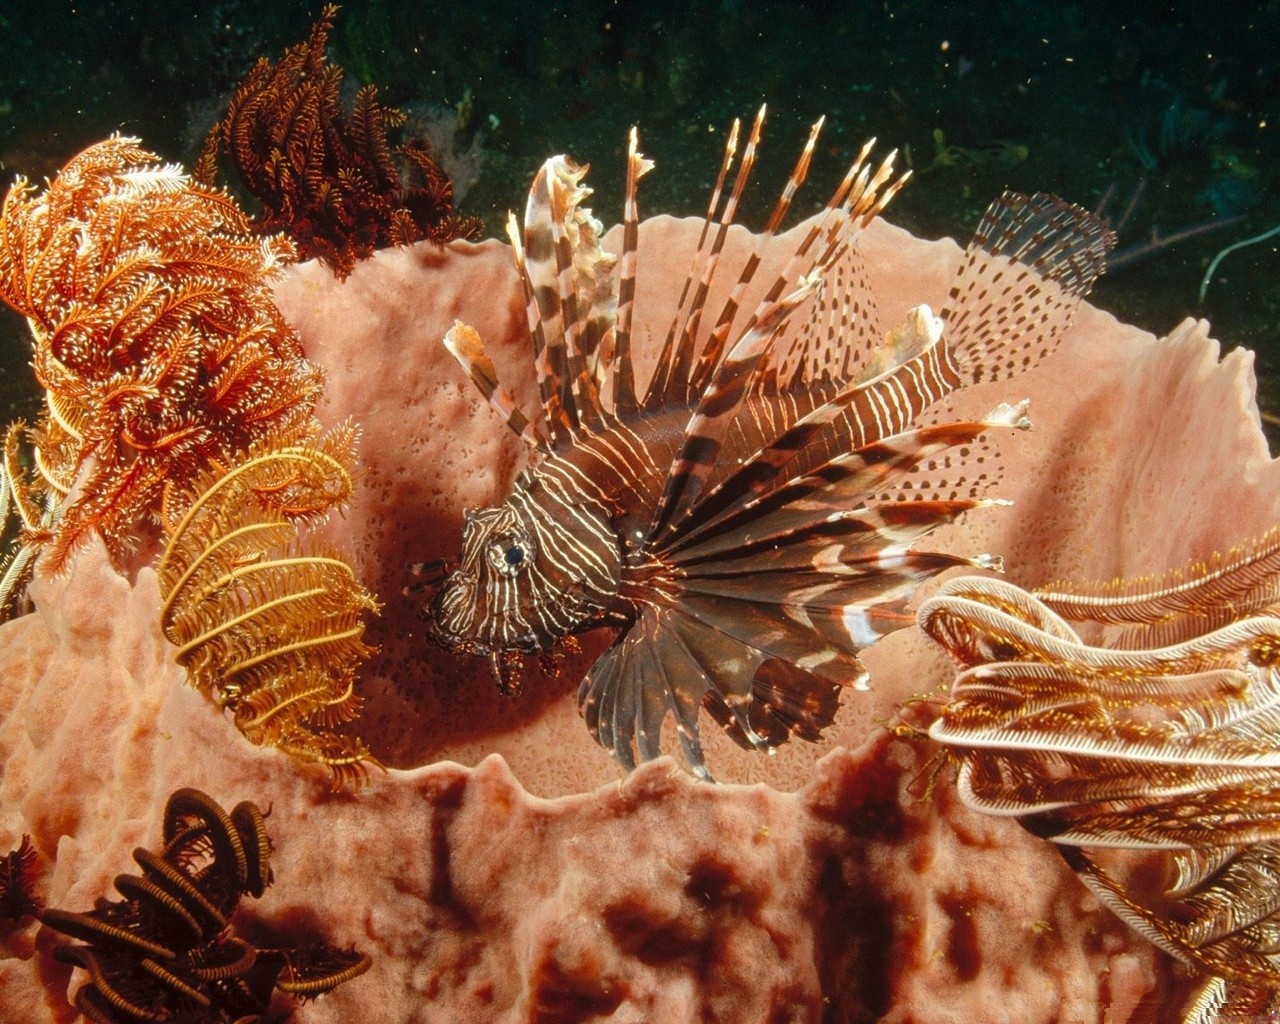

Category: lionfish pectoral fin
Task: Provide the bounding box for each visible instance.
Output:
[404,557,449,599]
[579,607,712,778]
[645,272,824,546]
[855,303,945,383]
[443,321,547,449]
[578,599,859,777]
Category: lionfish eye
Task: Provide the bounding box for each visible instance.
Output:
[486,531,534,576]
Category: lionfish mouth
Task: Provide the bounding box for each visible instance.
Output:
[417,573,533,697]
[428,628,527,698]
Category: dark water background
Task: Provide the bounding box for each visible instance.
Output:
[1,0,1276,438]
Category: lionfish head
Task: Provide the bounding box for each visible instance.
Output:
[429,484,623,694]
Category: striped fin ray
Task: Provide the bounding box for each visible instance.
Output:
[666,402,1027,560]
[545,168,608,432]
[643,271,829,545]
[769,231,884,390]
[515,156,618,442]
[580,601,849,779]
[442,322,547,449]
[643,112,754,408]
[685,115,826,399]
[675,501,994,578]
[645,144,916,542]
[659,108,768,408]
[508,210,573,446]
[660,308,964,544]
[579,605,724,779]
[647,144,910,542]
[610,128,655,417]
[747,140,907,393]
[942,191,1114,385]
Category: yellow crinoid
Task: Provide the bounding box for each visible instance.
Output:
[157,425,380,787]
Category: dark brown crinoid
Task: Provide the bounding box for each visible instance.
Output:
[38,787,370,1022]
[0,835,42,923]
[196,4,482,279]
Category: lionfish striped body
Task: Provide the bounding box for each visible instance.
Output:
[432,110,1112,777]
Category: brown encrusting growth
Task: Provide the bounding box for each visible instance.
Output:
[37,787,371,1022]
[157,427,380,786]
[0,135,324,575]
[195,4,482,279]
[0,835,41,922]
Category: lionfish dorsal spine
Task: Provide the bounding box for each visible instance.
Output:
[611,127,654,418]
[544,172,607,434]
[741,143,907,394]
[657,309,961,546]
[659,106,769,410]
[686,114,826,399]
[642,113,747,409]
[442,321,546,450]
[643,269,827,545]
[507,210,572,446]
[641,130,912,547]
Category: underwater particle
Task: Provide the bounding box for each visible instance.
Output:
[0,135,323,577]
[196,3,482,280]
[37,787,371,1022]
[918,530,1280,1019]
[0,835,42,922]
[156,425,381,788]
[426,109,1112,779]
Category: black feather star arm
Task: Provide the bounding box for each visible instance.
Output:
[0,835,42,922]
[37,787,371,1023]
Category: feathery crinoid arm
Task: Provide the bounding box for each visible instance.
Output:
[918,538,1280,1010]
[37,786,371,1018]
[157,425,379,788]
[1035,526,1280,649]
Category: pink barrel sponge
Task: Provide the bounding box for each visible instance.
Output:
[4,203,1275,1020]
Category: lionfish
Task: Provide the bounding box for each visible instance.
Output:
[429,109,1111,777]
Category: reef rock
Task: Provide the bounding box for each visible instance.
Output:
[4,207,1276,1021]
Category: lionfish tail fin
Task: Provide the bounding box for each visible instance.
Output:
[442,321,547,450]
[943,191,1114,386]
